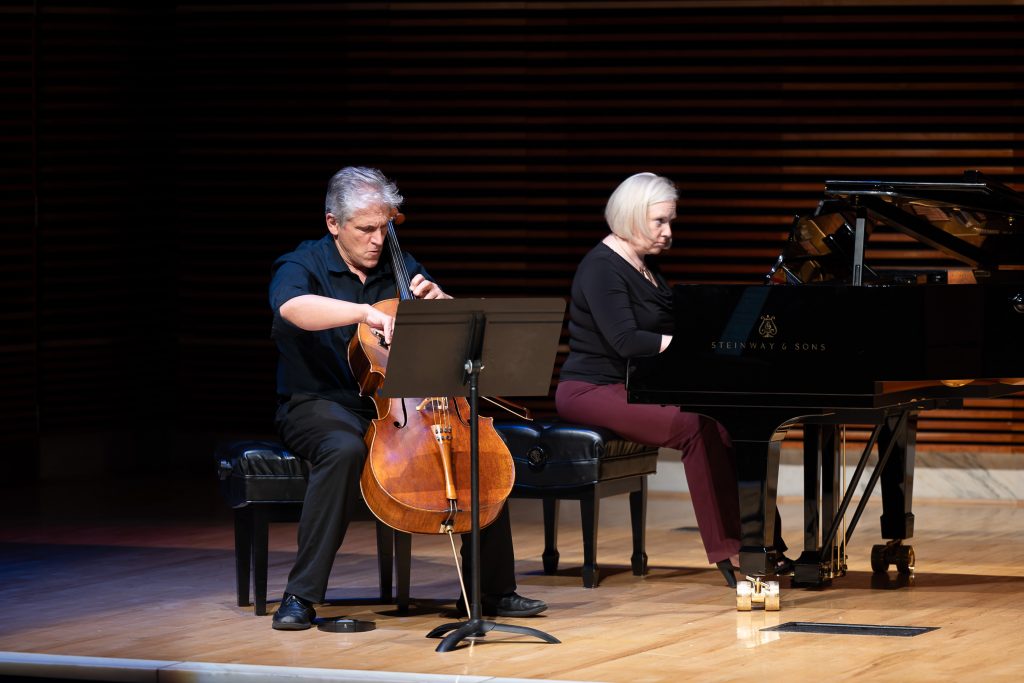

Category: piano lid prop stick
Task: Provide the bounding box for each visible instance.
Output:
[852,207,867,287]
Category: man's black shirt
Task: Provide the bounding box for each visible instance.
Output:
[269,234,431,415]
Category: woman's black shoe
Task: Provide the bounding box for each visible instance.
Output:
[773,555,795,576]
[716,559,738,588]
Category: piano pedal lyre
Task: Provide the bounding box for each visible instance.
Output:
[736,576,780,612]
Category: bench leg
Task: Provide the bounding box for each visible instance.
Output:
[630,477,648,576]
[395,531,411,613]
[234,508,252,608]
[375,522,394,603]
[580,490,600,588]
[375,523,412,612]
[252,507,270,616]
[542,497,560,575]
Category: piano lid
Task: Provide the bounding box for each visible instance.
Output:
[770,170,1024,285]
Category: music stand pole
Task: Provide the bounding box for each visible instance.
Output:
[426,313,559,652]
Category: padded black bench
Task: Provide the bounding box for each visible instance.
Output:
[497,421,659,588]
[215,439,411,616]
[218,422,658,612]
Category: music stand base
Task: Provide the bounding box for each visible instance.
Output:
[316,618,376,633]
[427,617,560,653]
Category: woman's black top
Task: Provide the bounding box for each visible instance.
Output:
[559,242,673,385]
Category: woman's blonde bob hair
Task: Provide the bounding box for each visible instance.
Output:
[604,172,678,240]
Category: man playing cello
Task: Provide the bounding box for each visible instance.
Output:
[268,166,546,630]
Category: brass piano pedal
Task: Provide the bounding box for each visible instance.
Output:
[736,576,780,612]
[823,556,848,581]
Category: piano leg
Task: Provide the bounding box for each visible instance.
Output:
[871,411,918,576]
[879,411,917,542]
[820,425,842,561]
[719,408,795,577]
[792,424,842,587]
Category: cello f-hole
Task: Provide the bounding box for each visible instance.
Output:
[452,398,470,427]
[393,399,409,429]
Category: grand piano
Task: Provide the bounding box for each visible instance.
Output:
[627,170,1024,587]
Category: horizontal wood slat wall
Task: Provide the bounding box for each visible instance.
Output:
[176,0,1024,454]
[0,4,38,476]
[5,1,1023,476]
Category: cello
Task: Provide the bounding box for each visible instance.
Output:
[347,213,515,536]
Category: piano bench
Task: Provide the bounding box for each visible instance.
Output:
[496,421,659,588]
[215,439,411,615]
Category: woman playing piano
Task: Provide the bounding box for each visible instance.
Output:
[554,172,790,587]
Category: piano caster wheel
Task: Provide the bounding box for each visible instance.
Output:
[871,541,915,575]
[895,545,915,575]
[870,545,890,573]
[736,585,752,611]
[736,577,779,612]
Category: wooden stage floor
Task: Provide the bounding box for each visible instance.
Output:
[1,481,1022,682]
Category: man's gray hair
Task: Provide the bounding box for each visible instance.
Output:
[325,166,404,223]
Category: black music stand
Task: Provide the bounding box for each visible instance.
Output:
[380,297,565,653]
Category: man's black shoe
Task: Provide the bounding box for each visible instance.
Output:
[457,592,547,618]
[486,592,547,617]
[272,594,316,631]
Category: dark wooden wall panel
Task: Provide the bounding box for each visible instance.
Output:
[1,3,39,477]
[4,1,1023,479]
[33,2,175,452]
